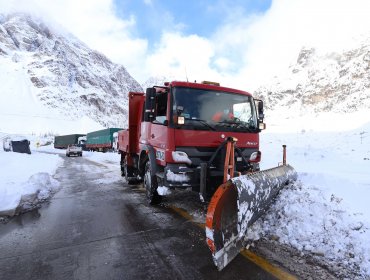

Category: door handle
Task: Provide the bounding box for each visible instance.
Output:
[151,134,155,139]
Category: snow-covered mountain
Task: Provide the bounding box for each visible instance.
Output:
[0,13,142,133]
[254,38,370,116]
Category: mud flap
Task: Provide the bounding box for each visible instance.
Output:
[206,165,298,270]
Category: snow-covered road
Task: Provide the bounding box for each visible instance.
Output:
[1,118,369,278]
[0,150,274,280]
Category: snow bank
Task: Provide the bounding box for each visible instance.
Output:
[247,181,370,276]
[83,151,121,166]
[249,115,370,277]
[0,149,62,216]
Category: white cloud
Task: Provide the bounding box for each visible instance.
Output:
[144,0,370,89]
[207,0,370,90]
[1,0,370,89]
[0,0,148,81]
[146,32,221,82]
[143,0,153,6]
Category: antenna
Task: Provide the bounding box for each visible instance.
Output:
[185,66,188,82]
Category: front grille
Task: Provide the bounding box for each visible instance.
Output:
[176,146,257,167]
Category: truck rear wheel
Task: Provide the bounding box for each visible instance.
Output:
[144,161,162,205]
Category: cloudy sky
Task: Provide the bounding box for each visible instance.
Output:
[1,0,370,90]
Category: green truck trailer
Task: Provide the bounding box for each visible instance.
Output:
[86,128,123,152]
[54,134,86,149]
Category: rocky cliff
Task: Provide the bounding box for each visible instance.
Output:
[254,38,370,115]
[0,13,143,129]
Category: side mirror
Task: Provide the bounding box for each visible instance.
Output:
[173,106,185,125]
[144,87,156,122]
[176,106,184,115]
[255,99,264,121]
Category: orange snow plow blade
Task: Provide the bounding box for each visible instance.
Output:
[206,165,298,270]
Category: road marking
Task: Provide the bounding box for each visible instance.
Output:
[241,250,297,280]
[168,205,297,280]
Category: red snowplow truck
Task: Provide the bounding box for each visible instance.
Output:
[118,81,297,270]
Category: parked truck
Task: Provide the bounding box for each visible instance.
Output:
[118,81,297,270]
[112,131,120,152]
[86,128,123,152]
[54,134,86,149]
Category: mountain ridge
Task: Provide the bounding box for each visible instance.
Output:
[0,13,143,132]
[254,38,370,116]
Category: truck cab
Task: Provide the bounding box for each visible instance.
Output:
[78,136,87,151]
[119,81,265,203]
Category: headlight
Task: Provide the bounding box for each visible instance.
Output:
[172,151,192,165]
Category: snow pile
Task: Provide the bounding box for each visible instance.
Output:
[246,113,370,277]
[172,151,192,165]
[0,141,121,218]
[0,149,62,216]
[247,181,369,276]
[233,164,297,238]
[157,186,171,196]
[166,170,190,182]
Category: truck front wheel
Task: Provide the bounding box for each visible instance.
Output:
[144,161,162,205]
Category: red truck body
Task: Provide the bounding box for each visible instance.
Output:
[119,81,264,203]
[117,81,299,271]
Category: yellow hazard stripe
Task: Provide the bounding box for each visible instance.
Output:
[240,250,297,280]
[168,205,297,280]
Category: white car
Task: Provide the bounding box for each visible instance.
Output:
[66,144,83,157]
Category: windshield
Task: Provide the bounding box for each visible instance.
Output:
[171,87,258,132]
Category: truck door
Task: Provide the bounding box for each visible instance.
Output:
[151,90,170,164]
[143,88,171,165]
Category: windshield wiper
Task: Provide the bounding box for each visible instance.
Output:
[216,120,255,132]
[184,118,216,131]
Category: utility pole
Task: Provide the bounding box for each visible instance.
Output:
[360,131,367,144]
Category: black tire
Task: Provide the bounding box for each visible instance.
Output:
[144,161,162,205]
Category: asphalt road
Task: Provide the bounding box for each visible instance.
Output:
[0,154,291,280]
